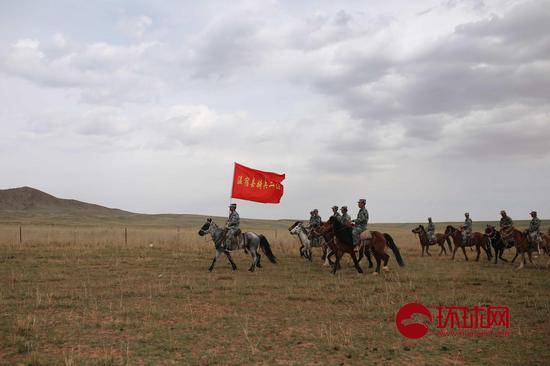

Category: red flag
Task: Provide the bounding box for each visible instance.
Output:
[231,163,285,204]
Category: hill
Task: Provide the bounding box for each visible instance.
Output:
[0,186,293,229]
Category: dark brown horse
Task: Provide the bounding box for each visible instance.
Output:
[445,225,492,261]
[411,225,452,256]
[318,218,363,274]
[484,225,513,264]
[321,216,404,274]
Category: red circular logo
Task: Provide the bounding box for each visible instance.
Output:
[396,302,433,339]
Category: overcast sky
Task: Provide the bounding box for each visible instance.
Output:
[1,0,549,222]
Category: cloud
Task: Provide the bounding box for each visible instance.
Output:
[117,15,153,38]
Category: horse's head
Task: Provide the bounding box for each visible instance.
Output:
[318,220,333,235]
[412,225,424,234]
[485,225,495,236]
[198,217,213,236]
[288,221,302,234]
[444,225,456,237]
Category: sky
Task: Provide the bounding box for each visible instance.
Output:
[1,0,549,222]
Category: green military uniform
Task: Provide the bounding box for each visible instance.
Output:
[462,216,472,245]
[499,215,513,229]
[499,213,514,243]
[225,204,240,248]
[352,207,369,245]
[427,220,435,243]
[309,213,322,229]
[341,212,351,225]
[528,213,541,249]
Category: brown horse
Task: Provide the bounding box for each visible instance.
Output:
[540,230,550,256]
[321,216,404,274]
[318,218,363,274]
[507,229,537,269]
[445,225,492,261]
[411,225,452,256]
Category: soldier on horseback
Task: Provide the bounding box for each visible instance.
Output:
[331,205,341,221]
[528,211,542,251]
[499,210,514,245]
[461,212,473,245]
[307,209,322,244]
[223,203,240,249]
[352,199,369,246]
[427,217,436,244]
[340,206,352,226]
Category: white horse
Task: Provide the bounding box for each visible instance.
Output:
[198,218,277,272]
[288,221,332,266]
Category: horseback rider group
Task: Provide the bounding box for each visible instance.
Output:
[304,199,369,246]
[225,201,543,252]
[424,210,543,249]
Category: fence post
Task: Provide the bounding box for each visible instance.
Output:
[19,225,22,244]
[124,227,128,245]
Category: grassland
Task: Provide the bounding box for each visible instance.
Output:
[0,219,549,365]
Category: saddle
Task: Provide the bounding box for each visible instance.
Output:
[359,230,373,244]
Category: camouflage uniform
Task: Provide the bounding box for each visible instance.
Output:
[427,221,435,243]
[309,214,322,230]
[528,216,541,249]
[225,208,240,248]
[462,217,473,245]
[333,211,342,222]
[499,214,514,242]
[341,212,352,226]
[308,212,322,244]
[353,208,369,246]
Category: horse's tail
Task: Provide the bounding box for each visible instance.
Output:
[384,233,405,267]
[259,235,277,263]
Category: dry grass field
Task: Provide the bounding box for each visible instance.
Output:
[1,219,549,365]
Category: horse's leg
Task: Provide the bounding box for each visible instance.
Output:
[209,249,222,272]
[350,250,363,274]
[366,246,373,268]
[332,252,342,275]
[511,248,519,264]
[421,244,425,257]
[225,251,237,271]
[451,244,458,260]
[426,244,431,257]
[373,253,381,275]
[249,248,258,272]
[475,244,481,261]
[499,247,508,262]
[257,253,262,268]
[517,251,525,270]
[461,245,468,261]
[357,243,364,263]
[382,252,390,272]
[438,243,444,256]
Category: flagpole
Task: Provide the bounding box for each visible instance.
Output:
[229,161,236,207]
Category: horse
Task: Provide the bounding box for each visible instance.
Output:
[288,221,332,265]
[320,216,405,275]
[484,225,514,264]
[540,229,550,256]
[507,229,536,270]
[198,218,277,272]
[411,224,452,256]
[445,225,492,262]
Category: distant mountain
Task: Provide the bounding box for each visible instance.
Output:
[0,186,130,215]
[0,186,293,229]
